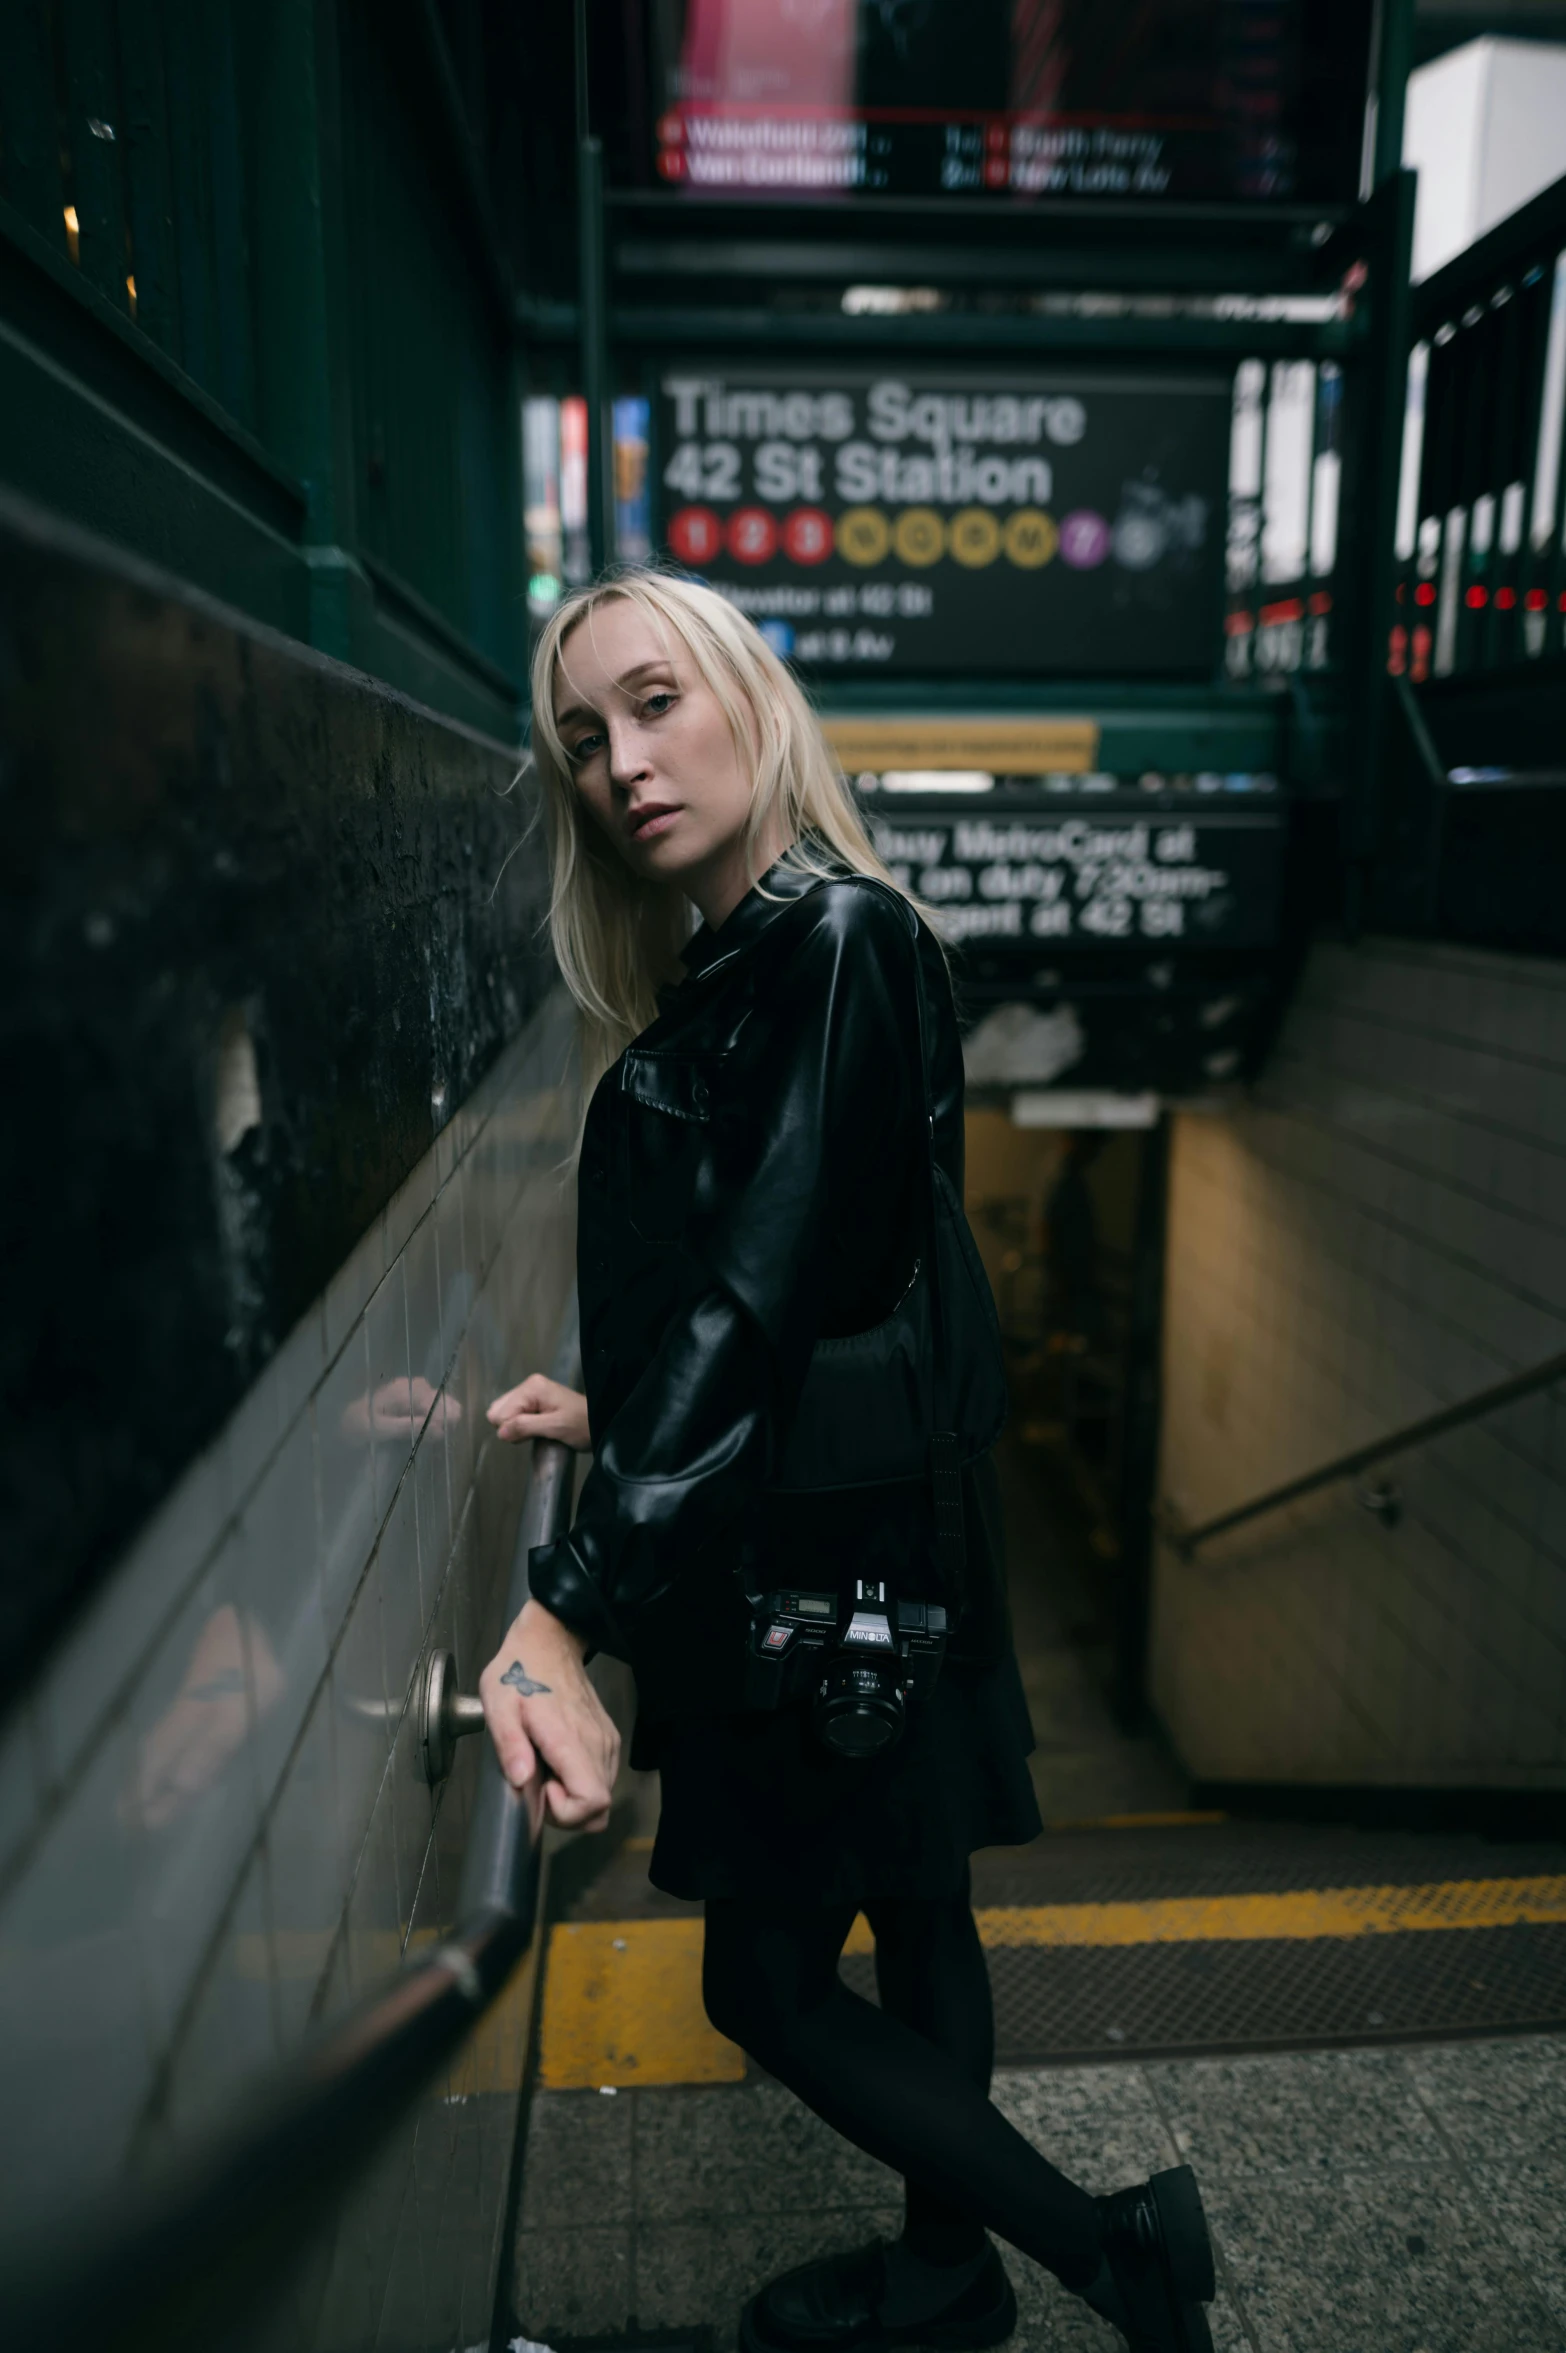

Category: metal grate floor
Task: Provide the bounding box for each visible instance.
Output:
[896,1827,1566,2060]
[845,1917,1566,2062]
[967,1822,1566,1905]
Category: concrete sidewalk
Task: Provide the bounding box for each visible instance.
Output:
[512,2032,1566,2353]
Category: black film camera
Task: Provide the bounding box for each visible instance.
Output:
[743,1576,947,1758]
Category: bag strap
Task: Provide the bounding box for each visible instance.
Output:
[895,897,969,1603]
[900,907,947,1407]
[799,868,971,1599]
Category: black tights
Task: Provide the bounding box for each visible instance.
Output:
[702,1877,1103,2294]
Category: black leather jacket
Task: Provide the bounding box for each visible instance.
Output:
[528,853,973,1703]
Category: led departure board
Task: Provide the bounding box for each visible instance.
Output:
[646,0,1372,206]
[657,366,1233,676]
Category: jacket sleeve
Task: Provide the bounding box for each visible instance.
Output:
[526,883,919,1655]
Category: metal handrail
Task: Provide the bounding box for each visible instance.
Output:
[1167,1349,1566,1558]
[1,1313,583,2348]
[1411,168,1566,341]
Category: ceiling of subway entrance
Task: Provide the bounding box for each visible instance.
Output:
[1415,0,1566,62]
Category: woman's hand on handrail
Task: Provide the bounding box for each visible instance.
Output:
[487,1373,590,1452]
[478,1598,620,1831]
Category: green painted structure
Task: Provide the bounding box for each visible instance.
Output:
[0,0,526,740]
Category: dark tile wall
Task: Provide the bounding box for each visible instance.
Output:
[0,992,579,2328]
[0,492,553,1704]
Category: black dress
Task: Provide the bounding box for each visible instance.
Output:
[526,853,1041,1902]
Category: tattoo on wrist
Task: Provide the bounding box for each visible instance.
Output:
[501,1658,552,1697]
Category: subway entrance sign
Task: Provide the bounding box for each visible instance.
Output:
[657,368,1232,675]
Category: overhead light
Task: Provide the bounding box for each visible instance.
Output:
[842,286,947,314]
[878,770,993,792]
[1011,1091,1159,1129]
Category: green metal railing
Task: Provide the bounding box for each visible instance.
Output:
[336,2,521,684]
[0,0,525,737]
[1393,173,1566,686]
[8,0,253,409]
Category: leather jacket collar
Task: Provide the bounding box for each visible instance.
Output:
[679,849,837,984]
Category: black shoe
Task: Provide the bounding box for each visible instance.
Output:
[1085,2166,1215,2353]
[739,2237,1017,2353]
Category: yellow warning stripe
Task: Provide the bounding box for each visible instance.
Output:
[535,1878,1566,2089]
[959,1876,1566,1950]
[540,1917,740,2090]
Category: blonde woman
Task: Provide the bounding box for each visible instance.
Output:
[479,571,1216,2353]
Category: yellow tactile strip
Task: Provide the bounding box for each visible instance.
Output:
[964,1876,1566,1948]
[535,1878,1566,2091]
[540,1918,741,2090]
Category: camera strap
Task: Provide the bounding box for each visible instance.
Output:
[904,918,968,1607]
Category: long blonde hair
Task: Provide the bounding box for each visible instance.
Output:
[530,567,925,1092]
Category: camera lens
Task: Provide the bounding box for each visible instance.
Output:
[814,1660,905,1758]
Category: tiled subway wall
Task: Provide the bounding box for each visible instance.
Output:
[1152,936,1566,1790]
[0,989,579,2263]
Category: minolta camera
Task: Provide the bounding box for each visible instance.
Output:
[743,1576,947,1758]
